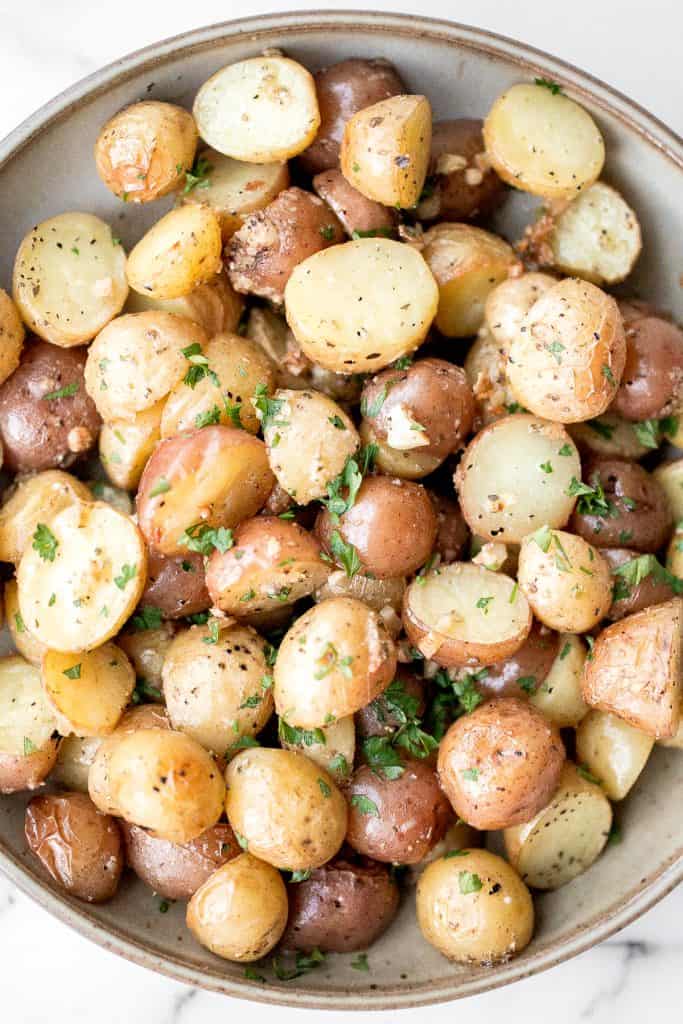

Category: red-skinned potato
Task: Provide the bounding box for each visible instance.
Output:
[345,759,452,864]
[360,358,474,460]
[25,792,123,902]
[604,547,676,621]
[355,671,426,738]
[429,492,469,564]
[206,516,330,615]
[417,118,505,222]
[315,476,437,579]
[0,341,101,472]
[300,58,406,174]
[613,315,683,422]
[136,426,274,556]
[141,549,211,619]
[313,169,397,238]
[437,697,565,830]
[282,854,400,952]
[475,621,559,699]
[227,187,344,304]
[121,821,240,900]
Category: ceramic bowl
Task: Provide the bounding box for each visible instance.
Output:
[0,11,681,1010]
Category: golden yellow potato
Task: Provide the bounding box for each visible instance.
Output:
[126,205,222,300]
[5,580,45,666]
[576,710,654,800]
[117,622,175,691]
[0,655,60,794]
[279,713,355,782]
[653,459,683,523]
[99,401,164,491]
[484,273,556,351]
[0,470,91,565]
[0,288,25,385]
[51,735,102,793]
[529,633,588,727]
[125,272,244,336]
[42,643,134,737]
[549,182,642,285]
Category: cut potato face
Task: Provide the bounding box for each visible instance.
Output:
[279,713,355,782]
[403,562,532,667]
[421,223,516,338]
[100,401,164,491]
[653,459,683,523]
[160,333,276,438]
[179,148,290,240]
[483,83,605,200]
[0,655,60,793]
[0,470,91,565]
[503,762,612,889]
[529,633,588,727]
[42,643,135,737]
[340,94,432,208]
[125,272,244,336]
[162,620,273,754]
[582,599,682,739]
[507,278,626,423]
[518,529,612,632]
[193,57,320,163]
[12,212,128,346]
[86,312,208,422]
[550,182,642,285]
[117,623,175,691]
[5,579,47,666]
[576,709,654,800]
[0,288,25,386]
[51,734,102,793]
[484,273,556,351]
[455,415,580,543]
[126,204,222,300]
[284,239,439,373]
[17,501,147,653]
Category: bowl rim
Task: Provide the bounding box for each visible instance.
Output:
[0,10,681,1010]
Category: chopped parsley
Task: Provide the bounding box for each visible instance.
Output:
[278,719,326,747]
[23,737,37,755]
[577,764,601,786]
[202,619,220,645]
[558,443,574,457]
[461,767,480,781]
[319,224,336,241]
[329,530,362,577]
[183,154,213,193]
[534,77,562,94]
[32,524,58,562]
[539,461,553,474]
[114,563,137,590]
[272,949,325,981]
[289,869,311,883]
[149,477,171,498]
[317,777,332,798]
[350,953,370,971]
[131,606,163,632]
[44,381,78,401]
[566,475,617,518]
[132,679,163,704]
[178,523,234,555]
[62,663,82,679]
[320,445,377,523]
[181,343,219,389]
[350,794,379,817]
[194,405,222,429]
[360,387,387,418]
[253,383,287,432]
[458,870,483,894]
[475,596,494,614]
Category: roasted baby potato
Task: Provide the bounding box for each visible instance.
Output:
[463,326,517,426]
[576,709,654,800]
[421,223,515,338]
[126,204,222,300]
[301,57,405,174]
[140,550,210,620]
[346,758,451,864]
[17,500,146,652]
[654,459,683,523]
[285,238,439,373]
[0,288,25,385]
[25,792,123,902]
[187,853,288,962]
[582,599,682,739]
[355,671,425,738]
[403,562,532,667]
[430,492,470,564]
[455,415,580,544]
[484,82,604,200]
[5,580,47,666]
[341,94,432,208]
[417,848,534,964]
[95,101,198,202]
[0,655,60,793]
[0,470,91,565]
[313,169,397,238]
[100,401,164,491]
[279,714,355,783]
[51,735,102,793]
[503,762,612,889]
[42,643,135,737]
[12,212,128,346]
[417,118,505,222]
[136,426,274,555]
[517,528,612,632]
[193,56,320,163]
[484,272,556,351]
[282,854,399,952]
[162,620,273,753]
[604,547,676,621]
[117,621,175,692]
[122,820,240,900]
[613,315,683,422]
[474,621,559,700]
[0,341,101,473]
[569,460,672,553]
[569,413,651,461]
[528,633,589,727]
[314,571,406,632]
[206,516,330,615]
[126,271,244,336]
[437,697,565,830]
[225,747,347,870]
[359,421,442,479]
[274,597,396,728]
[549,182,642,285]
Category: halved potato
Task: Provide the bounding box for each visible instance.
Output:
[285,238,438,373]
[126,205,222,300]
[0,470,91,565]
[484,273,556,351]
[17,501,147,653]
[359,421,442,480]
[582,599,682,739]
[503,762,612,889]
[5,579,46,666]
[421,223,516,337]
[100,401,164,491]
[42,643,135,737]
[340,94,432,208]
[12,212,128,347]
[455,415,580,543]
[549,182,642,285]
[0,289,25,385]
[576,709,654,800]
[125,272,244,336]
[51,734,102,792]
[0,655,60,793]
[179,148,289,240]
[193,57,320,163]
[653,459,683,522]
[483,82,605,200]
[403,562,532,667]
[529,633,588,727]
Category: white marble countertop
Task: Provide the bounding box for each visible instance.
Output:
[0,0,681,1020]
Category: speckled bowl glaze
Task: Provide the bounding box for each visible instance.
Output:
[0,11,681,1009]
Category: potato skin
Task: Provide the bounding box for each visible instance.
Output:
[282,855,400,952]
[475,621,559,699]
[94,101,198,202]
[121,821,240,900]
[300,58,406,174]
[604,547,676,621]
[313,169,397,238]
[0,288,25,386]
[0,469,91,565]
[25,792,123,903]
[0,341,100,472]
[570,459,672,553]
[227,187,344,304]
[360,358,475,460]
[613,316,683,422]
[315,477,437,579]
[345,759,452,864]
[430,492,469,563]
[0,738,59,795]
[141,549,210,619]
[437,697,565,830]
[355,670,425,738]
[126,204,223,301]
[418,119,505,222]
